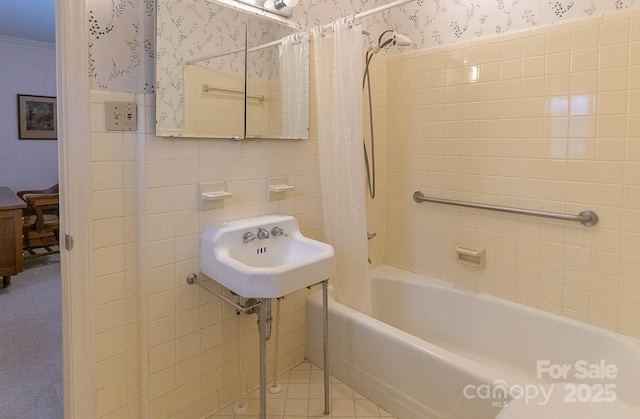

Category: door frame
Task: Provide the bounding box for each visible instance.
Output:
[56,0,97,417]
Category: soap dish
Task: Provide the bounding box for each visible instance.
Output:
[201,191,233,200]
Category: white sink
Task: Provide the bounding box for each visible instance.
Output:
[200,215,335,298]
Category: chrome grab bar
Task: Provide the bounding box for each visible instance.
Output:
[202,84,266,102]
[413,191,598,227]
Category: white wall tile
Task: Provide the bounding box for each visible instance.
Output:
[385,12,640,337]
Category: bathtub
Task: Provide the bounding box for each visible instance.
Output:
[306,265,640,418]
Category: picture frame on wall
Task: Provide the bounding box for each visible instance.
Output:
[17,94,57,140]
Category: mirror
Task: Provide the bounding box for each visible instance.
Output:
[246,20,309,139]
[156,0,309,140]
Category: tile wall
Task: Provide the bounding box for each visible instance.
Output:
[142,52,393,416]
[90,90,140,418]
[136,53,388,419]
[138,93,319,418]
[89,50,386,418]
[384,9,640,338]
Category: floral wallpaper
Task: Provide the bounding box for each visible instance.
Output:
[156,0,242,131]
[90,0,640,93]
[384,0,639,49]
[87,0,155,93]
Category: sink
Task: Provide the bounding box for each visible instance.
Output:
[200,215,335,298]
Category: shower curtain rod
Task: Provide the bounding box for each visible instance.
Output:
[186,0,416,65]
[314,0,416,30]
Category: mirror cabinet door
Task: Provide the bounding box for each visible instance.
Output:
[156,0,308,140]
[156,0,246,138]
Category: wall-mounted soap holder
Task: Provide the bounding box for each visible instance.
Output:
[268,184,295,193]
[456,246,485,268]
[266,176,294,201]
[201,191,232,200]
[199,181,231,209]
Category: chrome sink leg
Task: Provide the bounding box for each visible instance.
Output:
[257,298,271,419]
[323,280,330,415]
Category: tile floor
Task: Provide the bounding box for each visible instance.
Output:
[209,361,396,418]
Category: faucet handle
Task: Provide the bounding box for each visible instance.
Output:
[271,226,288,237]
[243,231,256,244]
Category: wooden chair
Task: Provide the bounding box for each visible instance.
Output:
[17,185,60,257]
[17,184,59,216]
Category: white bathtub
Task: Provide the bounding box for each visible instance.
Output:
[306,265,640,418]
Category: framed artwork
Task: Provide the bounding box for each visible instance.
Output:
[17,94,57,140]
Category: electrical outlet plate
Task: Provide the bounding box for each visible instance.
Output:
[105,101,137,131]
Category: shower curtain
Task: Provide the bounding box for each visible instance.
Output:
[279,32,309,139]
[313,17,371,314]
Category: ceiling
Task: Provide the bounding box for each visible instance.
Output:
[0,0,56,44]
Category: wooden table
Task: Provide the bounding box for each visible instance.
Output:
[0,187,26,288]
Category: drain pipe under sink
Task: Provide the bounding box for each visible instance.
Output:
[245,298,273,341]
[248,296,283,393]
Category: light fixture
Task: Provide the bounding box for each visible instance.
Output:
[273,0,298,10]
[233,0,297,18]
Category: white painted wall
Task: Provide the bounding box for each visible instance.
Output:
[0,36,58,192]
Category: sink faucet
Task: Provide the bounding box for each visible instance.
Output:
[257,228,270,240]
[271,226,288,237]
[243,231,256,244]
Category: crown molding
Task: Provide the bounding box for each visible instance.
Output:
[0,34,55,48]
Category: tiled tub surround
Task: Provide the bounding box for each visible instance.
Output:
[384,10,640,339]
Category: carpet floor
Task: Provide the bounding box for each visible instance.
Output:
[0,256,63,419]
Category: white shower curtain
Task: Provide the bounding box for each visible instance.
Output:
[279,32,309,139]
[313,17,371,314]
